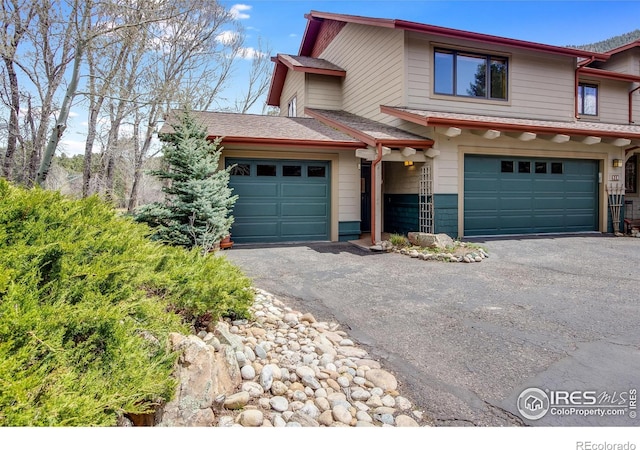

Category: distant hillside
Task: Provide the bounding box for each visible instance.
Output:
[569,29,640,52]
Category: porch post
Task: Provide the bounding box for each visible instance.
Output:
[374,158,383,244]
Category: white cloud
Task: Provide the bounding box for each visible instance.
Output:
[68,111,79,118]
[230,4,251,20]
[238,47,267,60]
[289,34,297,38]
[216,30,241,45]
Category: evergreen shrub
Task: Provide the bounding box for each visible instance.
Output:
[0,179,252,425]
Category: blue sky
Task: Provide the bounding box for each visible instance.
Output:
[228,0,640,54]
[59,0,640,155]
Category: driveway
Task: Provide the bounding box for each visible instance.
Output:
[224,235,640,426]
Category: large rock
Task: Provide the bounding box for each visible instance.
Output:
[407,232,454,249]
[365,369,398,392]
[156,333,240,427]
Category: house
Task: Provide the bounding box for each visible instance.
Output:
[175,11,640,244]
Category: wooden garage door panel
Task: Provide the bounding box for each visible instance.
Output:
[227,158,330,243]
[464,155,598,236]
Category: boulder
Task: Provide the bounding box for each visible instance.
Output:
[156,333,240,427]
[407,232,454,249]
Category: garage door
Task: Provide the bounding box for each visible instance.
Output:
[464,155,599,236]
[227,158,330,243]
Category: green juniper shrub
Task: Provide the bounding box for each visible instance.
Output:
[0,179,252,426]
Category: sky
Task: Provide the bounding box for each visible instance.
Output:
[58,0,640,155]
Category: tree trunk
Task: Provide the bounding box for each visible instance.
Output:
[2,56,20,179]
[36,39,84,186]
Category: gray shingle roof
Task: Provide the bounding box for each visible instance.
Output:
[278,54,346,73]
[160,110,361,144]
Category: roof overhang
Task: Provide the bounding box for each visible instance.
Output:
[606,39,640,56]
[267,54,346,107]
[578,66,640,83]
[306,108,434,148]
[381,105,640,141]
[302,10,609,61]
[210,135,364,150]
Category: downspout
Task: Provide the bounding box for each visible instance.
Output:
[370,142,383,245]
[629,85,640,123]
[575,57,596,119]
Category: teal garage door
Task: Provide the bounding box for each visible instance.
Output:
[464,155,599,236]
[227,158,330,243]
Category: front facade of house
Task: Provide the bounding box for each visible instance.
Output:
[196,11,640,244]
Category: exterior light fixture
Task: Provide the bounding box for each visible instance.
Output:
[612,159,623,168]
[404,160,414,167]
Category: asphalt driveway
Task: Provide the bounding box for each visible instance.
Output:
[224,235,640,426]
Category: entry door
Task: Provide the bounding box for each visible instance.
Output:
[360,162,371,233]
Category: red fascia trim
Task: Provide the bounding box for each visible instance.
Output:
[397,20,608,60]
[305,108,434,148]
[212,135,364,150]
[381,106,640,139]
[277,55,346,77]
[579,67,640,83]
[306,10,608,61]
[266,59,287,106]
[606,39,640,56]
[299,15,324,56]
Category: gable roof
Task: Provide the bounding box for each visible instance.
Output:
[301,10,610,60]
[267,54,345,106]
[606,39,640,56]
[160,110,364,149]
[269,10,610,108]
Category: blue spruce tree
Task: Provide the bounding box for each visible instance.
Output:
[135,109,237,253]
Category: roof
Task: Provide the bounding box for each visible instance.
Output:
[270,9,611,108]
[301,10,610,60]
[606,39,640,56]
[160,110,364,149]
[382,106,640,140]
[267,55,345,106]
[306,108,433,148]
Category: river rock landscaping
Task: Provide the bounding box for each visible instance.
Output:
[150,289,430,427]
[385,232,489,263]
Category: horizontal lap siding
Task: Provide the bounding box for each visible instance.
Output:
[307,74,343,110]
[339,151,360,222]
[319,24,405,122]
[279,71,305,117]
[406,33,576,121]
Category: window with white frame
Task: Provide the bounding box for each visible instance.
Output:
[287,96,297,117]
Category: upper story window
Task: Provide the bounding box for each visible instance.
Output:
[287,96,297,117]
[434,48,508,100]
[578,83,598,116]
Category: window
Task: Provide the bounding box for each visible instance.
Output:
[626,155,637,194]
[501,161,514,173]
[257,164,277,176]
[287,96,297,117]
[578,83,598,116]
[551,162,564,174]
[518,161,531,173]
[434,48,508,100]
[308,166,326,178]
[535,162,547,174]
[283,165,301,177]
[229,163,250,176]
